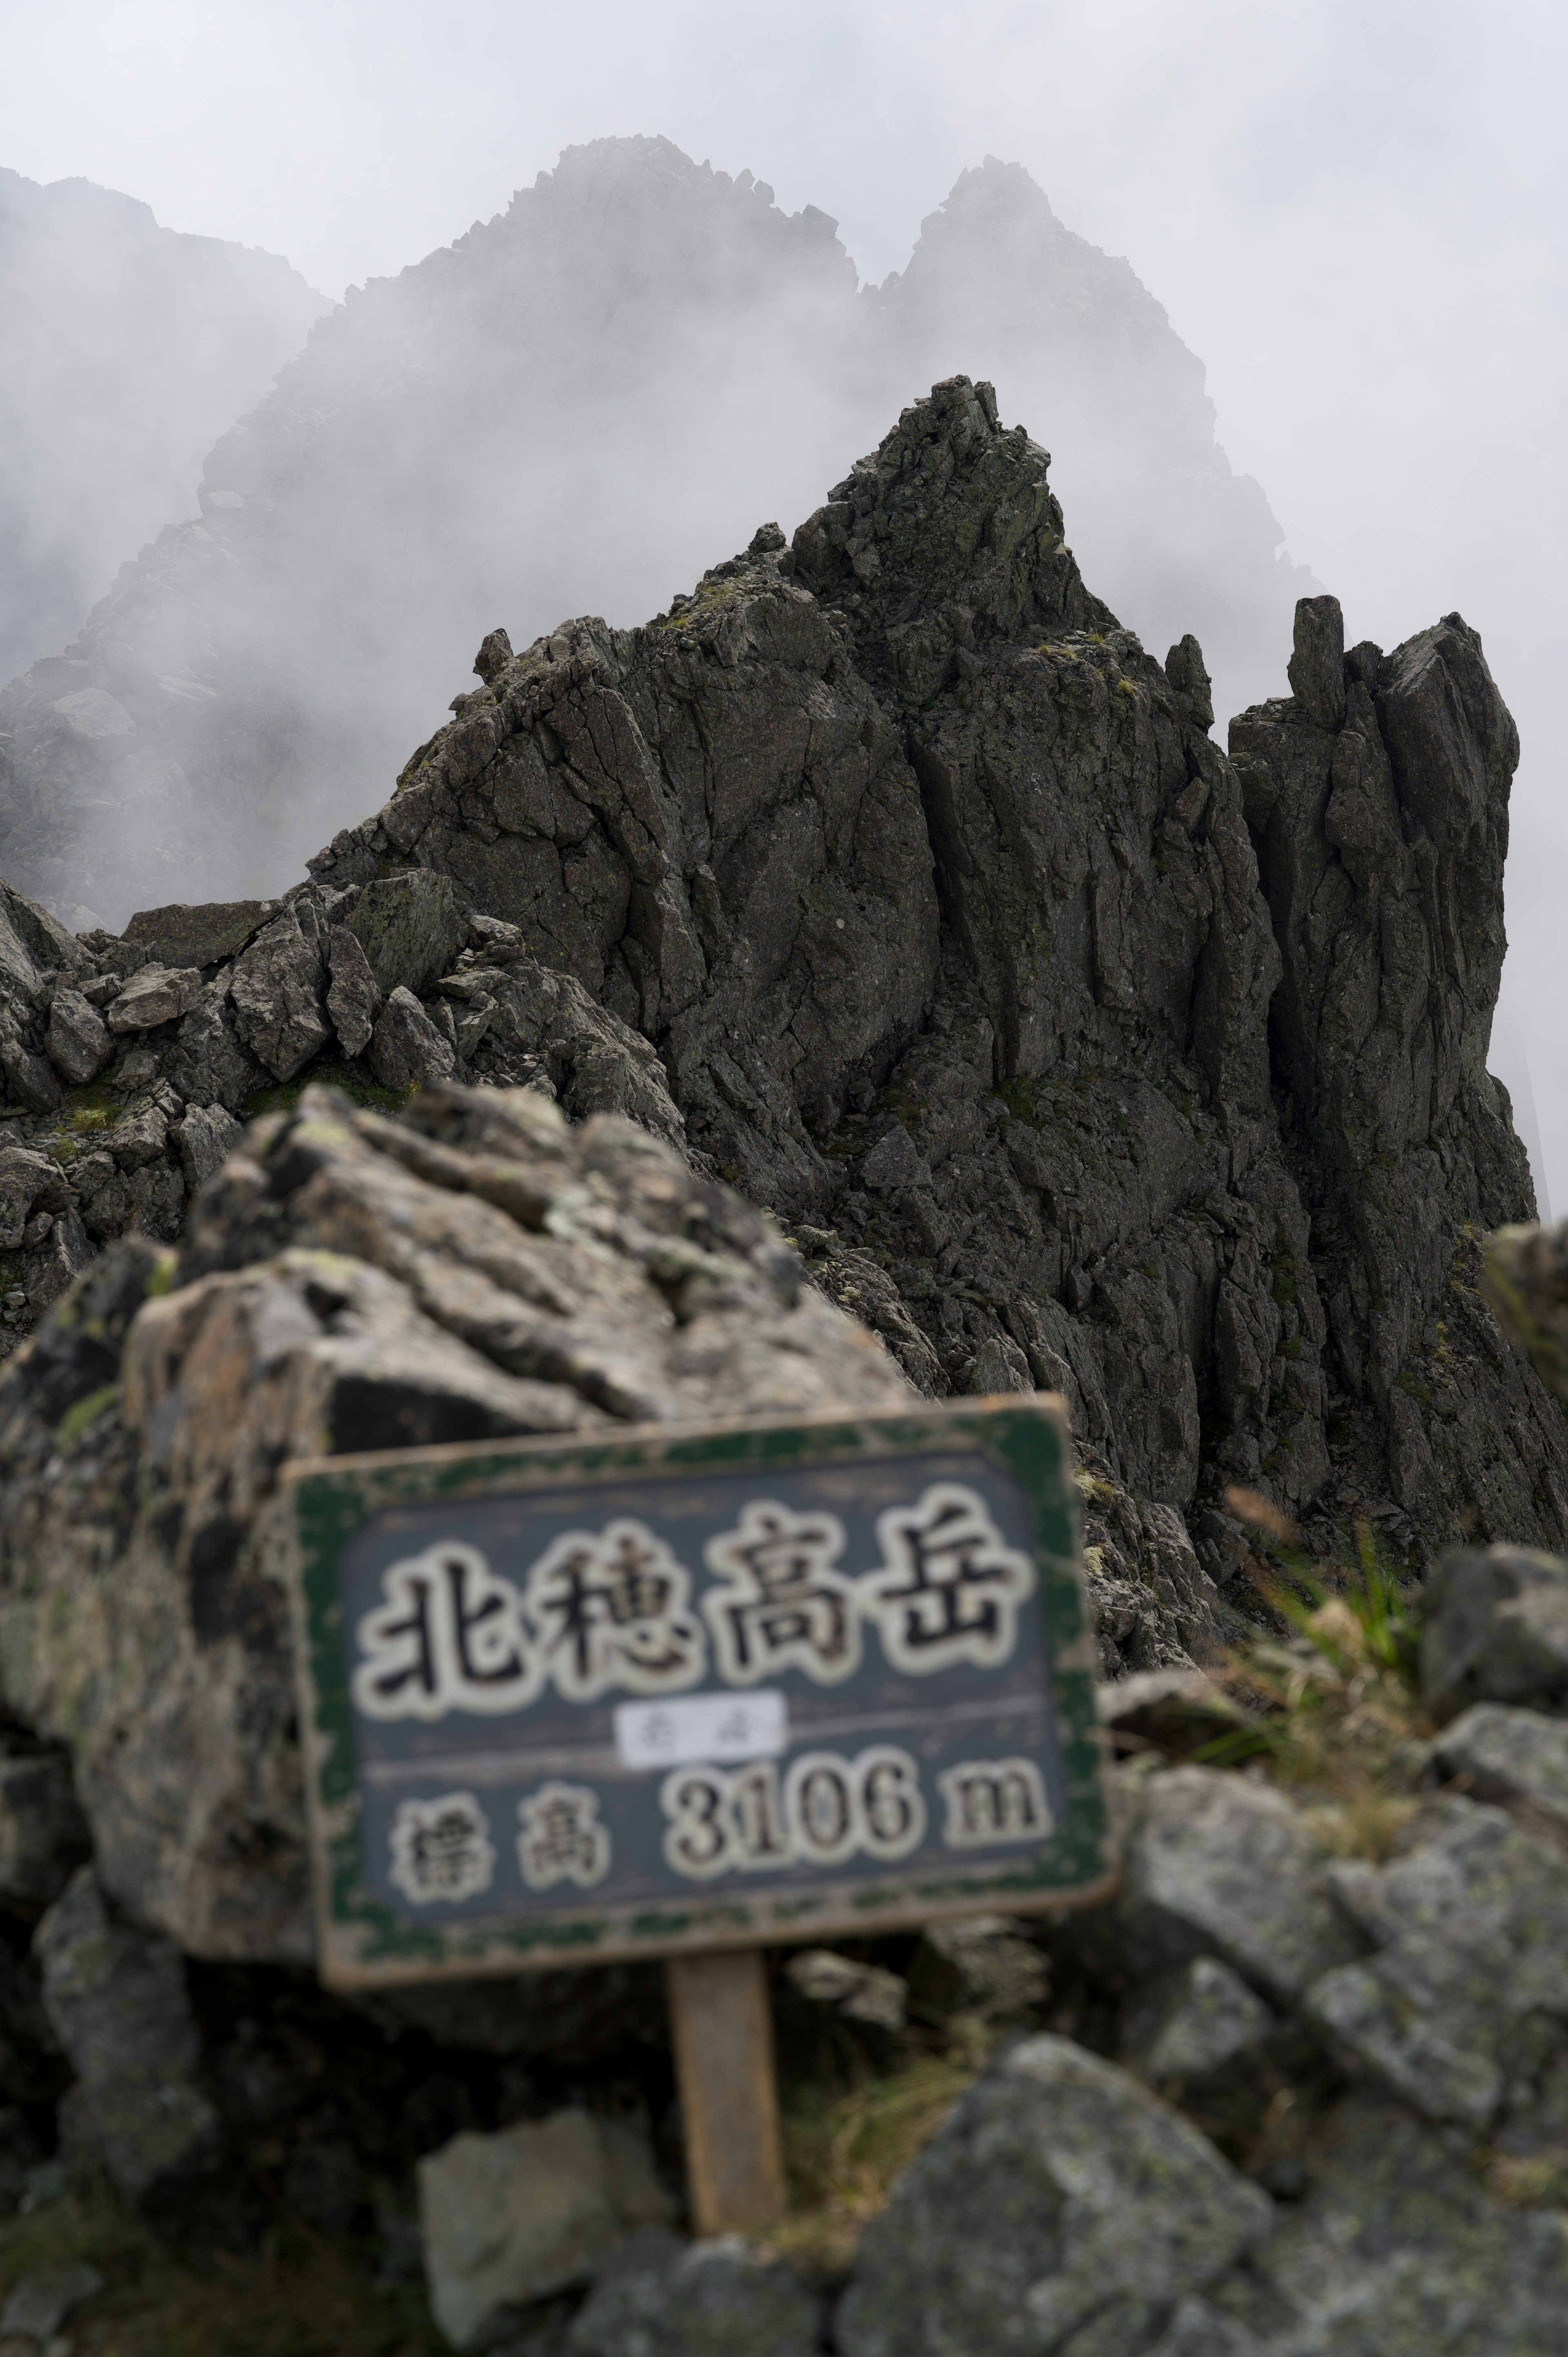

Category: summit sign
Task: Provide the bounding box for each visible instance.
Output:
[283,1396,1113,1985]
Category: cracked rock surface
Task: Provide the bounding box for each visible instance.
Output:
[305,374,1567,1656]
[0,1081,910,1966]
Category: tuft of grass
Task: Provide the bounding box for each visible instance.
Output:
[1479,2150,1568,2209]
[56,1382,119,1451]
[0,2197,445,2357]
[764,2054,977,2278]
[1199,1497,1428,1835]
[244,1061,417,1122]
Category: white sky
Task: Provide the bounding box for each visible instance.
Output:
[3,0,1568,1187]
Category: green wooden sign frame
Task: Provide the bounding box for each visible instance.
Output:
[281,1394,1115,1988]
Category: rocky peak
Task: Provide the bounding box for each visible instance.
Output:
[301,379,1568,1624]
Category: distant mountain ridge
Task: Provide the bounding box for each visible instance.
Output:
[0,165,328,691]
[0,135,1314,930]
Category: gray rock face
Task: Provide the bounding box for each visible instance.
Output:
[1117,1766,1365,2002]
[120,898,274,971]
[103,963,204,1032]
[835,2034,1272,2357]
[229,899,331,1080]
[1420,1543,1568,1715]
[1122,1956,1276,2087]
[44,987,111,1083]
[1234,2094,1568,2354]
[0,2263,105,2342]
[307,377,1564,1647]
[368,982,456,1090]
[1428,1701,1568,1828]
[418,2109,674,2350]
[0,1080,911,1959]
[347,869,467,999]
[1302,1797,1568,2129]
[572,2229,821,2357]
[34,1866,219,2201]
[171,1102,244,1191]
[325,922,381,1057]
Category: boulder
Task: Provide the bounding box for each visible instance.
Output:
[104,963,204,1031]
[120,899,274,971]
[44,987,113,1084]
[572,2229,821,2357]
[0,1013,63,1114]
[325,922,381,1057]
[34,1866,219,2203]
[347,869,466,1000]
[1117,1766,1365,2002]
[1420,1544,1568,1716]
[0,1081,911,1961]
[1303,1797,1568,2128]
[834,2034,1272,2357]
[172,1103,245,1192]
[229,900,331,1081]
[163,983,266,1110]
[1121,1957,1276,2088]
[908,1915,1049,2024]
[0,2264,104,2342]
[418,2108,674,2349]
[1427,1701,1568,1829]
[0,1149,71,1251]
[1229,2094,1568,2353]
[367,983,456,1091]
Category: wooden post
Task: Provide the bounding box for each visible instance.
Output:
[666,1947,787,2236]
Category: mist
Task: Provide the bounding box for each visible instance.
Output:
[0,167,327,686]
[0,139,1306,936]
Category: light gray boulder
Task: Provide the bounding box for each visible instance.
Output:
[171,1103,245,1191]
[419,2108,674,2350]
[1117,1767,1364,2002]
[34,1866,219,2203]
[1234,2094,1568,2354]
[0,1148,70,1251]
[0,2263,104,2341]
[1303,1797,1568,2128]
[229,899,331,1080]
[45,987,113,1084]
[105,963,204,1032]
[1122,1956,1276,2088]
[572,2229,820,2357]
[0,1084,911,1965]
[1420,1544,1568,1717]
[1428,1702,1568,1829]
[834,2034,1272,2357]
[120,897,273,971]
[368,983,457,1090]
[325,922,382,1058]
[0,1010,63,1113]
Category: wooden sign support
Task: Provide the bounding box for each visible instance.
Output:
[666,1948,786,2235]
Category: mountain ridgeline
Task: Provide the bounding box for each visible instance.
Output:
[0,135,1312,931]
[0,374,1551,1683]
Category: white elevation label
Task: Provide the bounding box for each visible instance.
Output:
[614,1688,789,1770]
